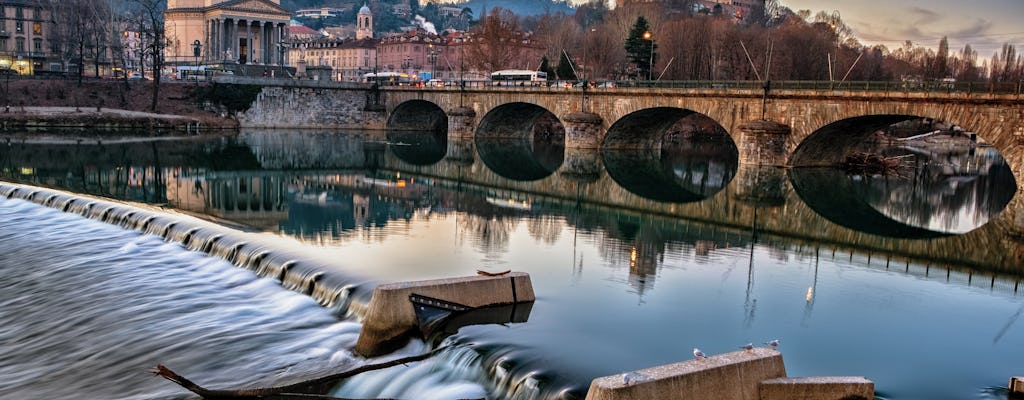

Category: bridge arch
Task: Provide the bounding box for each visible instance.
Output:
[387,100,447,134]
[475,102,565,181]
[601,107,739,203]
[789,115,918,166]
[475,102,564,141]
[789,113,1018,236]
[386,100,449,165]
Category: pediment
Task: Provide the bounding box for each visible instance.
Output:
[217,0,289,16]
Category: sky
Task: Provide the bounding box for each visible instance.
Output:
[781,0,1024,59]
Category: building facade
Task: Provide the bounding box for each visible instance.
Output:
[289,37,377,81]
[164,0,291,66]
[0,0,52,74]
[287,5,376,82]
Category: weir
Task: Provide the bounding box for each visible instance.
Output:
[0,181,553,399]
[0,182,371,313]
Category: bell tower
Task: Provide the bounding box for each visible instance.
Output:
[356,3,373,40]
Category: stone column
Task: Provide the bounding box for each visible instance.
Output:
[738,120,792,166]
[447,106,476,139]
[563,112,604,149]
[212,19,219,61]
[262,22,270,64]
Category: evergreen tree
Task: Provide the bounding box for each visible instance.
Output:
[625,16,657,80]
[557,51,577,81]
[539,55,555,81]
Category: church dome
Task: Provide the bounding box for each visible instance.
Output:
[359,4,371,14]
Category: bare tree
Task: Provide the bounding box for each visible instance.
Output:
[464,8,525,72]
[130,0,167,111]
[47,0,92,83]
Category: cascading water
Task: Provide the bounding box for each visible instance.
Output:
[0,183,572,400]
[0,196,364,399]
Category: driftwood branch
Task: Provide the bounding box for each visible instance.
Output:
[152,346,447,399]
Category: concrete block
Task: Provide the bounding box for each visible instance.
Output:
[760,376,874,400]
[1011,376,1024,394]
[354,272,534,357]
[585,348,786,400]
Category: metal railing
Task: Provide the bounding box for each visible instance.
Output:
[406,79,1023,95]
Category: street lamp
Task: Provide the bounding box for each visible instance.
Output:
[427,44,438,83]
[829,10,840,83]
[642,31,654,81]
[192,39,202,65]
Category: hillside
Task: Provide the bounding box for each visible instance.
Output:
[281,0,575,17]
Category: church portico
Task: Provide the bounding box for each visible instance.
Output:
[165,0,290,66]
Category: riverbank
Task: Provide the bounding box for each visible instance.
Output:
[0,78,238,135]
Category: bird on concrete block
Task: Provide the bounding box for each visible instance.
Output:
[740,343,754,352]
[693,348,706,360]
[765,339,780,349]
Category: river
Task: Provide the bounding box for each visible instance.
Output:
[0,129,1021,400]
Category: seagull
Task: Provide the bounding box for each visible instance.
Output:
[765,339,780,349]
[740,343,754,352]
[693,348,706,360]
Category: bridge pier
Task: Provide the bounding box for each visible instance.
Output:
[738,120,792,166]
[563,112,605,149]
[733,165,790,207]
[560,147,603,182]
[447,107,477,139]
[445,139,475,165]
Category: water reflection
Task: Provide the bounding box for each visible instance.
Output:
[791,145,1016,237]
[2,130,1024,399]
[387,130,447,166]
[602,135,737,203]
[476,138,564,181]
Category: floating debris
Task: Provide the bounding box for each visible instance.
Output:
[840,151,909,175]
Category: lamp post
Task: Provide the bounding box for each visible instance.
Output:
[642,31,654,81]
[427,44,438,83]
[829,10,840,84]
[192,39,202,65]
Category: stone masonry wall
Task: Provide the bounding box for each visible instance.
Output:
[239,86,387,129]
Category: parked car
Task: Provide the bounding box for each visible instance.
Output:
[0,68,17,76]
[128,72,144,80]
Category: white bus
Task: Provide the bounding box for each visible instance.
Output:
[175,66,232,81]
[489,69,548,86]
[363,72,420,86]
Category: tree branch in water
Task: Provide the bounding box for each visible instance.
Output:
[151,346,448,399]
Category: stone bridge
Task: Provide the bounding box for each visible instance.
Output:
[239,82,1024,175]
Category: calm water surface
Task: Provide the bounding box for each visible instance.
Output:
[0,130,1021,400]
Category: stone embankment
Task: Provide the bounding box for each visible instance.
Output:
[0,79,238,135]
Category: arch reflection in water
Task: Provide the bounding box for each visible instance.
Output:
[387,129,448,166]
[476,138,564,181]
[602,118,738,203]
[475,102,565,181]
[791,146,1016,237]
[790,116,1018,237]
[387,100,448,134]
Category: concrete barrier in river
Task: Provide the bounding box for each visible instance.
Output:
[585,348,873,400]
[354,272,535,357]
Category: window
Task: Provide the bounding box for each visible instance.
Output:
[0,6,5,17]
[15,6,21,19]
[15,21,22,33]
[32,22,40,35]
[33,38,41,52]
[33,7,39,19]
[0,38,6,51]
[15,37,24,52]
